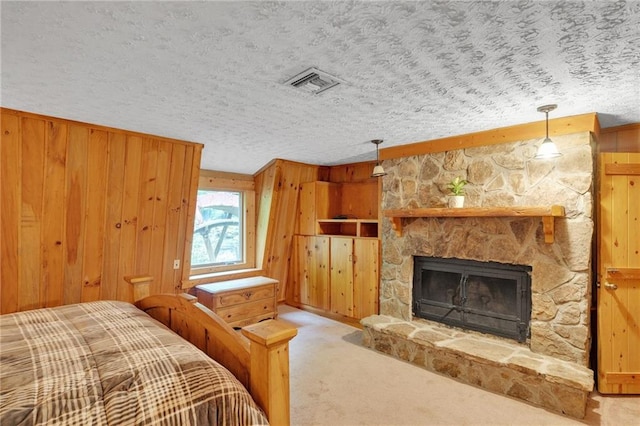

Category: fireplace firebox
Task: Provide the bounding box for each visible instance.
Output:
[413,257,532,342]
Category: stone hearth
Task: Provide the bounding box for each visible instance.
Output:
[362,132,596,418]
[362,315,593,418]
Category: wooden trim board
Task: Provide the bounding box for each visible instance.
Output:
[380,113,599,160]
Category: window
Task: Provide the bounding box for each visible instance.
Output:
[190,176,256,275]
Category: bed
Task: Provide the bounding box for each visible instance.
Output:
[0,290,296,425]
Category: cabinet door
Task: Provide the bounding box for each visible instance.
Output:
[308,236,330,310]
[289,236,305,304]
[292,235,330,310]
[298,182,341,235]
[330,237,354,316]
[353,239,379,319]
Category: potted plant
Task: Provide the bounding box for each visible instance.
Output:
[447,176,467,208]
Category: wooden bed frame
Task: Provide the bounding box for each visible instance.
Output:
[129,278,297,425]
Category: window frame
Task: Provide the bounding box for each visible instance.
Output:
[189,172,256,276]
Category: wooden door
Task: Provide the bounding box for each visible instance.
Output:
[330,237,354,316]
[353,239,380,319]
[598,152,640,394]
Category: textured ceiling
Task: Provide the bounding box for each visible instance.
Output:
[2,1,639,174]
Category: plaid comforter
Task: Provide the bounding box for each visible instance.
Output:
[0,301,268,425]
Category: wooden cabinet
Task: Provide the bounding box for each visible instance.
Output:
[196,277,278,328]
[298,180,378,237]
[290,236,330,310]
[290,235,379,320]
[291,179,380,322]
[298,182,341,235]
[330,237,354,316]
[330,237,379,319]
[317,219,379,237]
[352,238,380,318]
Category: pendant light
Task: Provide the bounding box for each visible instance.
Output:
[535,104,562,159]
[371,139,387,177]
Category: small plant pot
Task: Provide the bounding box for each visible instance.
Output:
[449,195,465,208]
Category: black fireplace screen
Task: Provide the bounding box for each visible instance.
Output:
[413,257,532,342]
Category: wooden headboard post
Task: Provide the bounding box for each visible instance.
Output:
[242,321,298,426]
[124,275,153,302]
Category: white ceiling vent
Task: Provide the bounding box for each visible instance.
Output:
[284,67,344,95]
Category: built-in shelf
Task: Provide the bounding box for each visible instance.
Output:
[316,219,379,238]
[383,205,565,243]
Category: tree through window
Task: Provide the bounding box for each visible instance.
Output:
[191,190,243,268]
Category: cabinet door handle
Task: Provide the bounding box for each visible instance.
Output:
[604,283,618,290]
[243,291,253,299]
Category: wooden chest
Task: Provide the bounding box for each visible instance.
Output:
[195,276,278,328]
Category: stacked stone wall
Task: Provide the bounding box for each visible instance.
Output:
[380,132,595,365]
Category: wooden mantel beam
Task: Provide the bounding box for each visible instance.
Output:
[380,113,599,160]
[384,205,566,243]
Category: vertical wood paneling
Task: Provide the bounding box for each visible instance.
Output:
[117,136,143,300]
[102,132,126,300]
[136,138,158,279]
[149,141,171,293]
[41,121,68,307]
[81,129,109,302]
[0,108,202,314]
[163,144,185,292]
[64,125,89,305]
[617,128,640,151]
[179,144,201,291]
[266,165,300,298]
[1,114,21,313]
[255,162,278,271]
[254,160,323,300]
[599,124,640,152]
[20,117,45,310]
[328,161,376,183]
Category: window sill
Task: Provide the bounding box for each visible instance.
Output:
[182,268,264,289]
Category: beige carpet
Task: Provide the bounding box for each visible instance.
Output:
[279,305,639,426]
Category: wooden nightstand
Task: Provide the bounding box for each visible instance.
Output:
[195,276,278,328]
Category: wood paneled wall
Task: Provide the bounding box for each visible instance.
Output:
[254,160,326,300]
[598,123,640,152]
[254,159,377,301]
[1,109,202,314]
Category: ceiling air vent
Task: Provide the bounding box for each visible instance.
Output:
[284,67,344,95]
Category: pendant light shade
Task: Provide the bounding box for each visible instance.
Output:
[372,164,386,177]
[371,139,387,177]
[535,104,562,159]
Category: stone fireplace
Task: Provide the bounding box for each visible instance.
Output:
[361,132,596,418]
